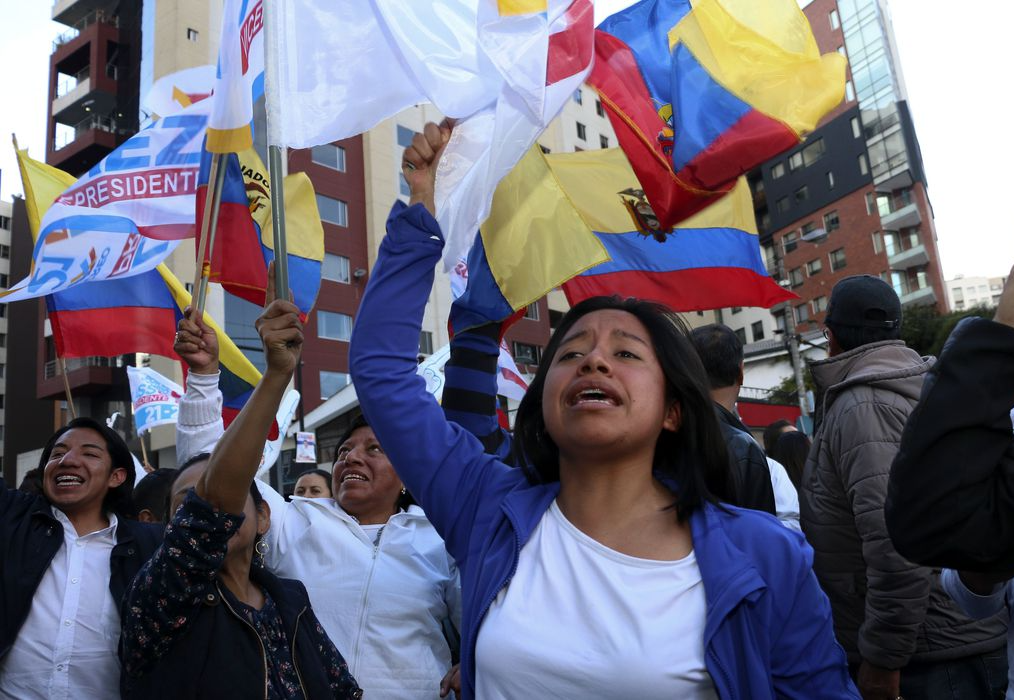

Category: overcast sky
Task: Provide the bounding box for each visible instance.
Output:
[1,0,1010,279]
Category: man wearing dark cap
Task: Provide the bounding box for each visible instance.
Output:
[800,275,1007,699]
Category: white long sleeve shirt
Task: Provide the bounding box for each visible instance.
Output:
[0,511,120,700]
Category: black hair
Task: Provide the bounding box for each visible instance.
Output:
[164,452,264,523]
[511,296,730,520]
[763,419,794,456]
[826,316,902,352]
[771,430,812,491]
[133,468,178,522]
[40,417,137,518]
[690,324,744,390]
[334,415,416,511]
[294,468,333,496]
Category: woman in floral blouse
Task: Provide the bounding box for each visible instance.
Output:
[119,281,361,700]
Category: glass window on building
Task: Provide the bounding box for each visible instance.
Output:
[734,328,747,345]
[419,331,434,356]
[951,287,964,302]
[513,342,541,365]
[801,221,820,238]
[871,231,883,254]
[789,267,805,288]
[845,80,855,102]
[827,171,835,189]
[397,125,417,148]
[829,8,840,29]
[771,162,786,179]
[318,310,353,341]
[776,196,791,214]
[851,117,862,139]
[858,153,869,175]
[794,185,809,203]
[573,88,583,104]
[829,248,847,272]
[595,100,605,117]
[599,135,609,149]
[865,192,877,215]
[751,321,765,342]
[783,230,799,253]
[322,253,350,283]
[807,258,823,276]
[795,304,810,324]
[576,122,587,140]
[731,307,743,314]
[524,303,540,321]
[823,210,840,233]
[788,151,804,171]
[320,371,350,400]
[802,138,825,167]
[316,194,348,226]
[0,217,9,230]
[311,144,346,172]
[812,296,828,314]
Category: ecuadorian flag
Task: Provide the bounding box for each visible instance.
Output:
[197,146,324,319]
[472,146,795,316]
[592,0,845,230]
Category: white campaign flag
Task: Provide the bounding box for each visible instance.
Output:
[127,366,184,434]
[264,0,593,269]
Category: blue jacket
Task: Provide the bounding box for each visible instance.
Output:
[350,202,858,699]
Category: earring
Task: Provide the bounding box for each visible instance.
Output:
[254,538,269,567]
[400,487,407,496]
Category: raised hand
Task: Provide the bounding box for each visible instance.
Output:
[402,120,453,216]
[254,261,303,377]
[174,306,219,375]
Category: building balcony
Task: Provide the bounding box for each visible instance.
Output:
[49,116,124,175]
[899,284,937,308]
[880,201,921,230]
[38,356,126,400]
[52,0,115,28]
[887,243,929,271]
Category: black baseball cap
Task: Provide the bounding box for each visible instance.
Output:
[825,275,902,330]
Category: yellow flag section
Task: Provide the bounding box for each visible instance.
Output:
[545,146,757,234]
[669,0,846,136]
[238,148,324,263]
[15,145,77,243]
[479,145,609,311]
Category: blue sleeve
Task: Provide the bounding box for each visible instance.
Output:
[941,569,1009,620]
[769,534,861,698]
[119,490,243,677]
[349,202,522,564]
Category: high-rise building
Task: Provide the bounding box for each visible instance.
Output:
[0,201,10,472]
[721,0,946,391]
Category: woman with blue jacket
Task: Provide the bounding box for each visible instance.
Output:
[349,122,858,699]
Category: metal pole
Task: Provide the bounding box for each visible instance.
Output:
[787,323,809,420]
[267,145,289,299]
[192,152,227,315]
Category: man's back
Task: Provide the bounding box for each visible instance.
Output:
[801,340,1004,668]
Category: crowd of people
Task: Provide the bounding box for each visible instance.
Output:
[1,121,1013,699]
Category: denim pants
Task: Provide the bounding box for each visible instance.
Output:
[899,649,1008,699]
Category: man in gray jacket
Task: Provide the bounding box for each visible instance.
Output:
[800,275,1006,700]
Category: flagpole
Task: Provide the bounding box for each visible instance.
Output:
[263,0,289,300]
[57,357,77,419]
[138,433,150,469]
[192,151,227,316]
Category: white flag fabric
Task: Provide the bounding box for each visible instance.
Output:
[127,366,184,434]
[265,0,593,269]
[2,100,210,302]
[207,0,265,152]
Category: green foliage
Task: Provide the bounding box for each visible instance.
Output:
[901,303,994,357]
[770,366,816,405]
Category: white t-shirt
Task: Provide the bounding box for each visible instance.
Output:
[475,501,718,699]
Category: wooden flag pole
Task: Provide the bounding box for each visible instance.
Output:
[138,433,150,469]
[57,357,77,419]
[267,145,289,299]
[192,151,228,316]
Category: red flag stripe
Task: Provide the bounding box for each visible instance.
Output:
[546,0,594,85]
